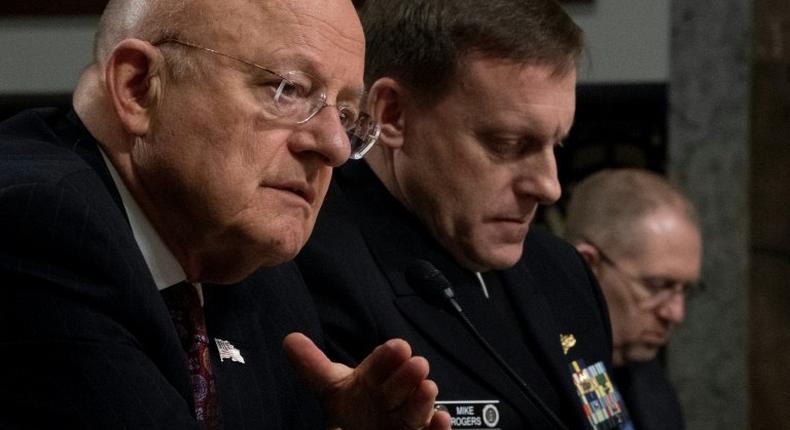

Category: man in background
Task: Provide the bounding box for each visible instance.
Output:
[565,168,703,430]
[0,0,448,428]
[297,0,630,428]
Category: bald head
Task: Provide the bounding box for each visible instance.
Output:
[94,0,191,64]
[77,0,365,283]
[565,168,699,257]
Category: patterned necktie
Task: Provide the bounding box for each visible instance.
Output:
[161,282,223,430]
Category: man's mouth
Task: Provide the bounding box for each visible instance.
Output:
[270,181,315,205]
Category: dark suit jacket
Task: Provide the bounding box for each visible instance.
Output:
[613,359,684,430]
[296,161,627,429]
[0,108,325,429]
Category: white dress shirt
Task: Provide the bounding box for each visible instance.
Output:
[100,149,203,302]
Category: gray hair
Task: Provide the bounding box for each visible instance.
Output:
[94,0,197,79]
[564,168,699,256]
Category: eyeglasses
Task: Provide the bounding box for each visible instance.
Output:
[583,238,705,308]
[152,38,380,160]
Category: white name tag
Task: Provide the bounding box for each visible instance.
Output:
[435,400,501,429]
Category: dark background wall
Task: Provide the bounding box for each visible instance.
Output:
[750,0,790,428]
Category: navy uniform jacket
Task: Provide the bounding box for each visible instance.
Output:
[296,161,628,430]
[0,108,325,429]
[613,359,684,430]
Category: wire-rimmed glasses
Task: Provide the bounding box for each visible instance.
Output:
[583,238,705,308]
[153,38,380,160]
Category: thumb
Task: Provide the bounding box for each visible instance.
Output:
[283,332,352,396]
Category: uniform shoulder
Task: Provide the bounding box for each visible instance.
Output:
[519,225,597,299]
[523,225,581,262]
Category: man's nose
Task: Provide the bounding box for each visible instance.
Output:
[514,146,562,204]
[657,291,686,324]
[290,105,351,167]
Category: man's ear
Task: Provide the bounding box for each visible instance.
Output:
[575,242,603,277]
[366,77,407,149]
[104,39,166,137]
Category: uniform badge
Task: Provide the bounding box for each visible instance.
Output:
[435,400,501,429]
[569,360,632,429]
[215,338,245,364]
[560,333,576,355]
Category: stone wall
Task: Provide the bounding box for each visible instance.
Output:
[667,1,751,428]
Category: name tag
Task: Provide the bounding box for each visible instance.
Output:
[435,400,501,429]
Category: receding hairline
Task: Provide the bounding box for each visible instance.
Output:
[564,168,699,257]
[94,0,280,64]
[93,0,363,63]
[93,0,198,63]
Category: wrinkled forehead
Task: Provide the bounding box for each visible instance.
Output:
[191,0,365,80]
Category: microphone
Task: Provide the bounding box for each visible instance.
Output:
[405,259,569,430]
[404,259,463,313]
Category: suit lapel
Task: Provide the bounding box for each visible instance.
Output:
[396,295,541,414]
[501,260,590,428]
[56,109,196,406]
[203,281,271,428]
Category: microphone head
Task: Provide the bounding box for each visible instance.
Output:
[405,259,456,306]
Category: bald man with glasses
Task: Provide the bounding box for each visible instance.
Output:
[0,0,448,428]
[565,168,704,430]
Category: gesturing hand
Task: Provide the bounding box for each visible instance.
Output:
[283,333,451,430]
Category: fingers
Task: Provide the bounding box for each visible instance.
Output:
[367,349,442,430]
[283,332,351,395]
[427,409,452,430]
[354,338,413,387]
[285,334,446,430]
[394,378,440,430]
[378,355,431,410]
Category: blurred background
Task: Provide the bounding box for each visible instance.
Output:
[1,0,787,428]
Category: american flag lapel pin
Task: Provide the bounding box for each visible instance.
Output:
[215,338,246,364]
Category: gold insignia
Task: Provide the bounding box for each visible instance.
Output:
[560,334,576,355]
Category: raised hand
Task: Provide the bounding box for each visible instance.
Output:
[283,333,451,430]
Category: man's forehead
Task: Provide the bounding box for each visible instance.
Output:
[451,58,575,136]
[629,213,701,269]
[195,0,362,41]
[195,0,363,66]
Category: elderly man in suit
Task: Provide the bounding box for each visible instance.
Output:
[0,0,449,428]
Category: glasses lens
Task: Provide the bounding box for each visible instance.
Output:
[641,279,703,308]
[274,71,321,123]
[274,79,301,110]
[347,113,380,159]
[337,106,358,130]
[643,289,674,308]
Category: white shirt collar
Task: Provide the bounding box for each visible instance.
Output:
[99,149,188,291]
